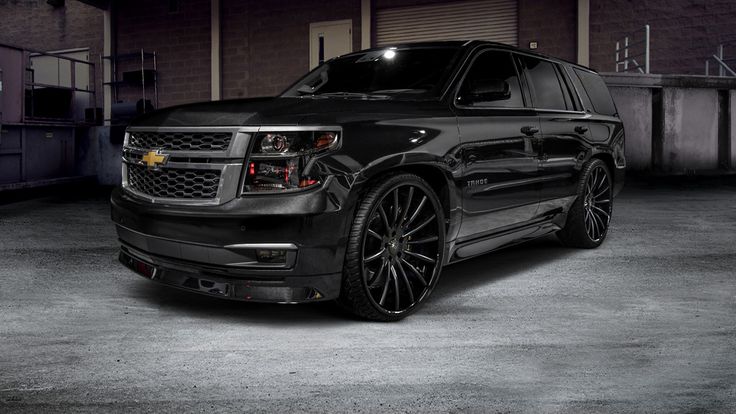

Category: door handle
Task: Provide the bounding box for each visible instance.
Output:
[574,125,589,134]
[520,126,539,136]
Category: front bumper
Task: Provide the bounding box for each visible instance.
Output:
[111,184,353,302]
[119,246,340,302]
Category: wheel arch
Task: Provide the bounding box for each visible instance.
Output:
[353,155,461,241]
[590,152,616,184]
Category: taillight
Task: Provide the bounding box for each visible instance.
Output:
[242,130,339,193]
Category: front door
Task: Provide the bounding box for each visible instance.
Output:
[454,49,542,241]
[309,20,353,70]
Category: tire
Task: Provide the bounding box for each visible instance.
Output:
[557,159,613,249]
[338,173,446,321]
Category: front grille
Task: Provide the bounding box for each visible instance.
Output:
[127,164,221,199]
[128,131,233,151]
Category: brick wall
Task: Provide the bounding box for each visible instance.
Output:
[3,0,736,113]
[0,0,104,106]
[115,0,212,108]
[518,0,577,63]
[589,0,736,74]
[220,0,250,100]
[221,0,362,99]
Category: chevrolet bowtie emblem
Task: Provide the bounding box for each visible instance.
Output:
[141,150,169,169]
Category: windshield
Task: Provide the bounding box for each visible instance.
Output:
[282,46,462,99]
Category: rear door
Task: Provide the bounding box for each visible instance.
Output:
[517,55,591,214]
[454,49,542,241]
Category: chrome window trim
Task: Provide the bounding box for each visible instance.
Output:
[533,108,589,115]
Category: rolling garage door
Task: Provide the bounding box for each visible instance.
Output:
[375,0,518,47]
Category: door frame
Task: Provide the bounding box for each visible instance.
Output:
[309,19,353,69]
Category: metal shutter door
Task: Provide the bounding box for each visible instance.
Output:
[375,0,518,47]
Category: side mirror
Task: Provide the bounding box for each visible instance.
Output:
[464,79,511,103]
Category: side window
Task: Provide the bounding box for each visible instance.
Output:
[574,68,617,116]
[457,50,524,108]
[566,66,593,110]
[519,56,569,110]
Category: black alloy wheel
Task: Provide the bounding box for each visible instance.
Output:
[339,173,445,321]
[582,164,612,242]
[558,159,613,248]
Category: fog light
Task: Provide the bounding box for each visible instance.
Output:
[256,249,287,264]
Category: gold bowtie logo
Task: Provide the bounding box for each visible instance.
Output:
[141,150,168,169]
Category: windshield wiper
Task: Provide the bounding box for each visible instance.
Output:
[371,88,428,94]
[310,92,390,99]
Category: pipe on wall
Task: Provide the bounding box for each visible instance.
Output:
[577,0,590,66]
[361,0,371,50]
[211,0,221,101]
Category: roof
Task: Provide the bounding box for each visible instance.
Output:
[354,40,595,73]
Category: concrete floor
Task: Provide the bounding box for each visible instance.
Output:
[1,181,735,413]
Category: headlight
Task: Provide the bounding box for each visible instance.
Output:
[242,130,339,193]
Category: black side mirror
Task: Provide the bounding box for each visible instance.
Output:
[464,79,511,103]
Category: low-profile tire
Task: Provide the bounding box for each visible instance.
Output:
[557,158,613,249]
[338,173,446,321]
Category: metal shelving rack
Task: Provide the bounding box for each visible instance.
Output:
[102,48,158,118]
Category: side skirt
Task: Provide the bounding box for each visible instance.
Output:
[446,217,564,265]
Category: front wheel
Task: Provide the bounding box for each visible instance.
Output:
[557,159,613,248]
[339,173,446,321]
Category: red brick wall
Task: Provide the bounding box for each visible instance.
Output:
[0,0,104,106]
[221,0,362,99]
[518,0,577,63]
[589,0,736,74]
[115,0,212,108]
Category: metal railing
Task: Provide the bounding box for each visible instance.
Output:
[615,25,650,74]
[24,48,97,123]
[704,45,736,77]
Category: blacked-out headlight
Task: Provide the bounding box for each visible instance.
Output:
[242,130,339,193]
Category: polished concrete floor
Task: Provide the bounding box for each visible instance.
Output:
[1,181,735,413]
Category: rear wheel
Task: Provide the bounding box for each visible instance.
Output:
[339,173,445,321]
[557,159,613,248]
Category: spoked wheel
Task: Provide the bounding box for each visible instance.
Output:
[339,173,445,321]
[583,164,612,242]
[558,159,613,248]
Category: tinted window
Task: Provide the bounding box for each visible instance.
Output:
[566,66,593,110]
[282,47,461,99]
[520,56,568,110]
[574,68,617,116]
[457,50,524,108]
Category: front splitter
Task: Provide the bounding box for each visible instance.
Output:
[119,248,341,303]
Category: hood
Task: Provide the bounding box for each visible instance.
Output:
[128,96,449,127]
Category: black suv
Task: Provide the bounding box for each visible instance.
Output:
[111,41,625,321]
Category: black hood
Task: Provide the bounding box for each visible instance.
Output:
[128,97,450,127]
